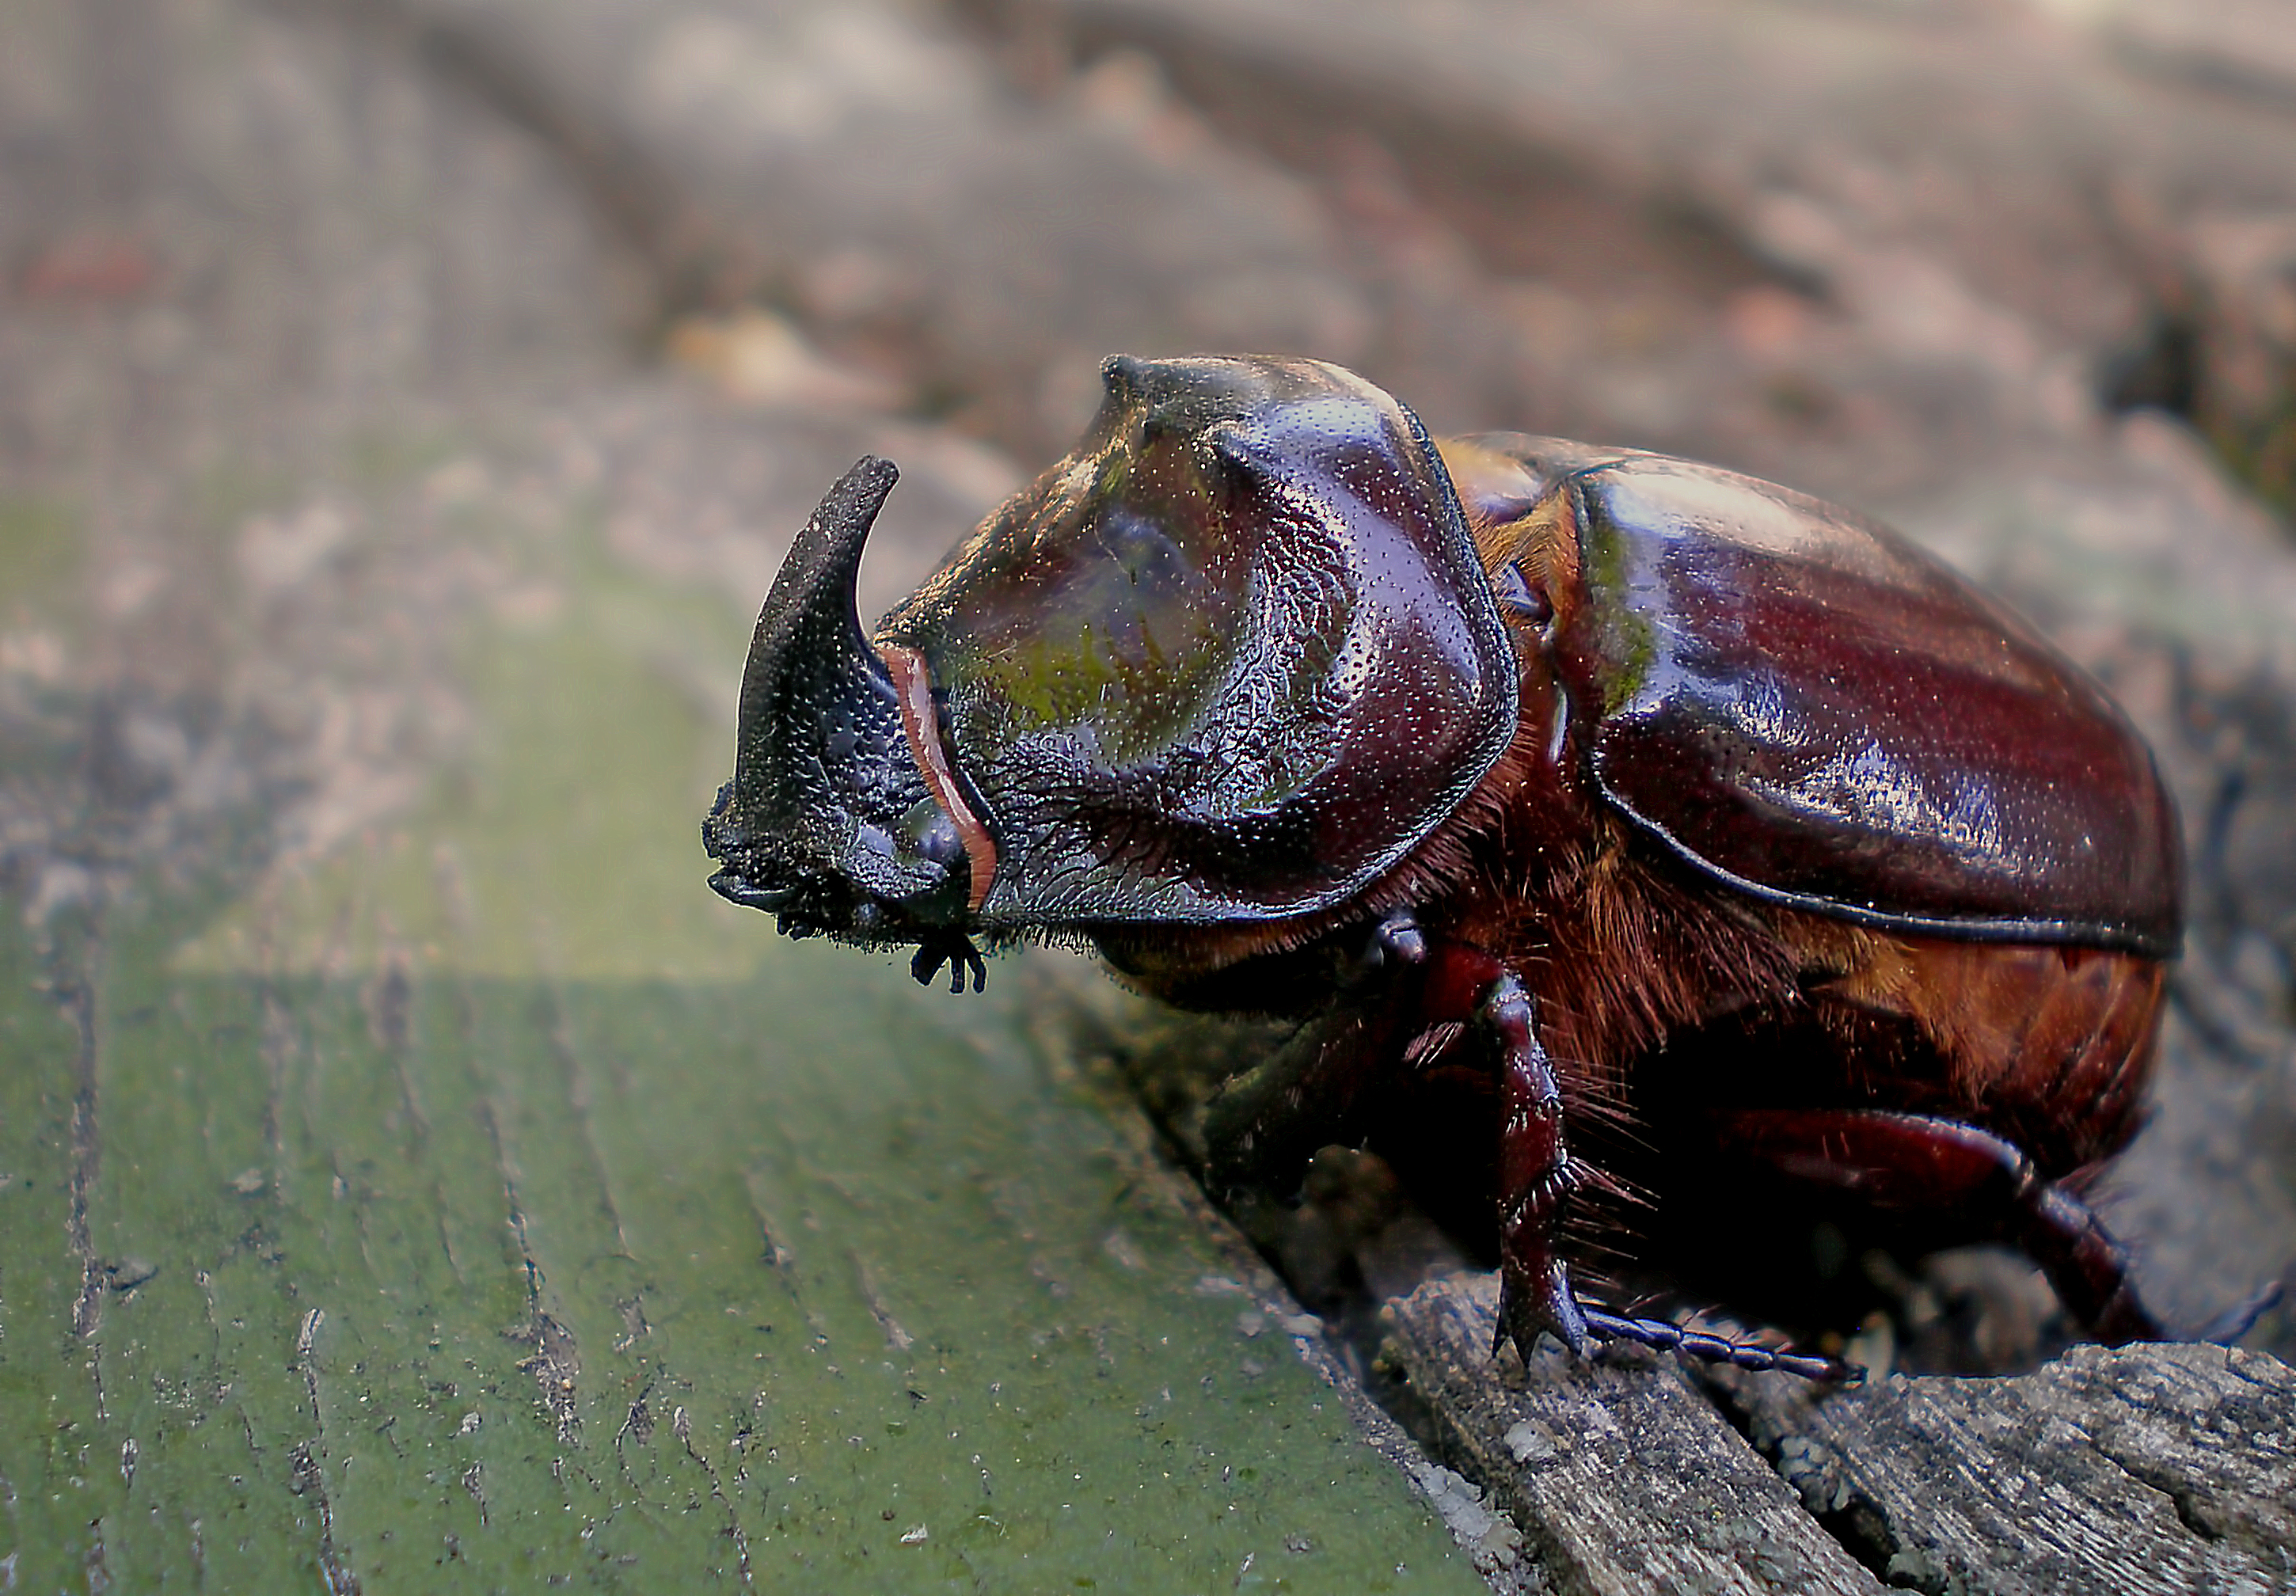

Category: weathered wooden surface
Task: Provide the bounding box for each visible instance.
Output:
[0,0,1488,1588]
[1723,1342,2296,1594]
[1382,1278,2296,1596]
[9,0,2296,1590]
[1381,1279,1884,1596]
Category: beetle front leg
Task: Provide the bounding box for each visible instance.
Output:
[1421,946,1591,1360]
[1488,972,1595,1360]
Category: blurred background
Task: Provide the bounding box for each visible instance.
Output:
[4,0,2295,1587]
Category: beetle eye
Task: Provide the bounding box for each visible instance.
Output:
[903,800,964,867]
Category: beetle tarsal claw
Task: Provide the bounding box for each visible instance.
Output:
[1496,1258,1592,1362]
[910,937,987,994]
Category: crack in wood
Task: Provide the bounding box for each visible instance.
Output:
[364,947,435,1210]
[603,1378,758,1584]
[538,986,632,1260]
[259,990,295,1177]
[363,955,414,1064]
[616,1384,655,1450]
[56,965,105,1344]
[743,1174,797,1274]
[1701,1342,2296,1594]
[671,1403,755,1590]
[850,1252,914,1353]
[289,1308,363,1596]
[745,1165,829,1355]
[511,1311,581,1446]
[289,1438,361,1596]
[473,1095,584,1444]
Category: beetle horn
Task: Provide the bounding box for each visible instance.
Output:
[705,457,948,912]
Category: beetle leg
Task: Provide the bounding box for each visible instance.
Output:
[910,935,986,994]
[1408,941,1597,1362]
[1484,971,1595,1361]
[1579,1306,1861,1383]
[1712,1108,2162,1343]
[1416,944,1592,1360]
[2195,1279,2283,1345]
[1203,1003,1402,1202]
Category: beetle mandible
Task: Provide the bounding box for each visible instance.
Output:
[704,354,2200,1377]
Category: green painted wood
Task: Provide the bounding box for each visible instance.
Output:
[0,514,1482,1594]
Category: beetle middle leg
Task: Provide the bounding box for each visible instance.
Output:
[1201,913,1429,1198]
[1202,1003,1407,1202]
[1710,1108,2163,1342]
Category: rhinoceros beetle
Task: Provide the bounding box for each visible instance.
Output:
[705,354,2212,1379]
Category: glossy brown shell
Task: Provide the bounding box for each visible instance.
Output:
[1465,436,2183,957]
[876,358,1519,925]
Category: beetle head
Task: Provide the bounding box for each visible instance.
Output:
[706,356,1515,981]
[702,458,979,968]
